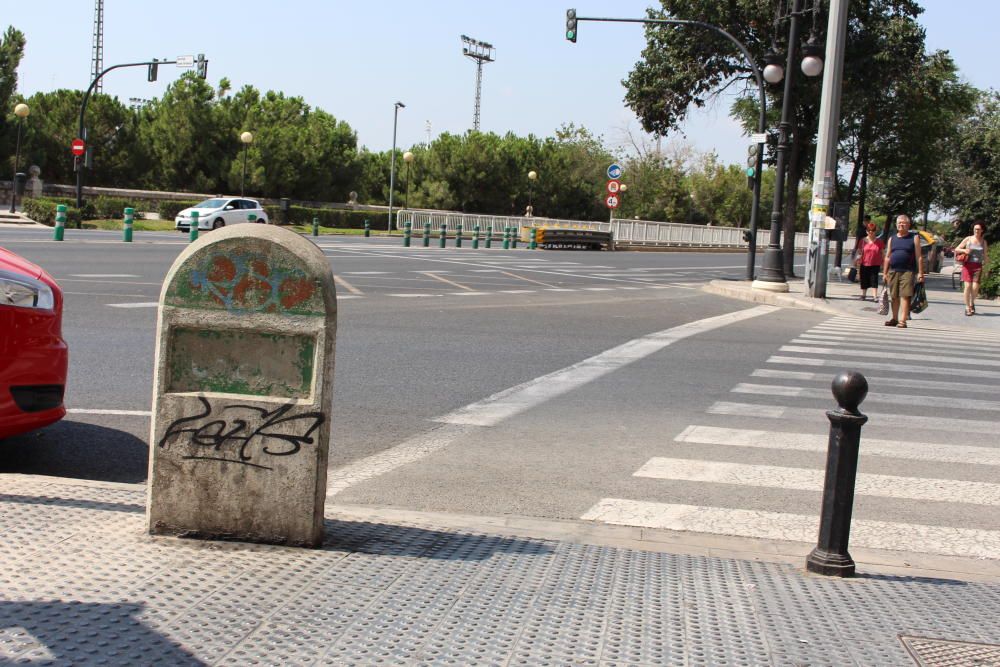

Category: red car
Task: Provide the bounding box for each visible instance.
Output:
[0,246,68,439]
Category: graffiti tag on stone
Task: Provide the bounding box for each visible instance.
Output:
[158,396,325,470]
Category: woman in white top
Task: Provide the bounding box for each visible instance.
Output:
[953,221,989,316]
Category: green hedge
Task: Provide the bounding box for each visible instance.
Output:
[22,197,86,227]
[90,196,147,220]
[263,205,384,229]
[157,199,203,220]
[979,253,1000,299]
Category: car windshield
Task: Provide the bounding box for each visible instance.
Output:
[193,199,228,209]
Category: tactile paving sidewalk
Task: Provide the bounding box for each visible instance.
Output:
[2,477,999,666]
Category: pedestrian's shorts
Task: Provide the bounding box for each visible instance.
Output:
[886,270,915,300]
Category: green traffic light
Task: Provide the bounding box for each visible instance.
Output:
[746,167,755,177]
[566,30,576,41]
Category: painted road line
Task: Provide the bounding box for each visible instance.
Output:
[707,401,1000,435]
[64,292,148,298]
[675,425,1000,467]
[807,327,1000,346]
[813,321,1000,342]
[617,287,643,291]
[732,382,1000,411]
[342,271,391,275]
[767,355,1000,380]
[790,335,1000,356]
[389,293,442,298]
[579,499,999,560]
[338,295,363,300]
[543,288,574,292]
[453,292,491,296]
[59,278,162,286]
[634,457,1000,506]
[583,287,615,292]
[497,270,560,288]
[421,271,476,291]
[750,368,1000,395]
[69,273,140,278]
[435,306,777,428]
[333,275,364,295]
[779,345,1000,368]
[499,289,536,294]
[68,408,152,416]
[107,302,159,308]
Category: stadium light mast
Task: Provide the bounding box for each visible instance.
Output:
[92,0,105,93]
[461,35,495,132]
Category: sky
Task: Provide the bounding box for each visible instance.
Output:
[8,1,1000,169]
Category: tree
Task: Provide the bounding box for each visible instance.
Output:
[0,26,27,168]
[623,0,929,275]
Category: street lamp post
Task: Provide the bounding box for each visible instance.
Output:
[387,101,405,232]
[754,0,824,291]
[403,151,414,210]
[9,103,29,213]
[527,170,537,216]
[239,131,253,198]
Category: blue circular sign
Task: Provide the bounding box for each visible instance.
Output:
[607,163,622,180]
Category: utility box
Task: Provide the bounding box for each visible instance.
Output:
[147,225,337,547]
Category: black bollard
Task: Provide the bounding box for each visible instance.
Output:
[805,371,869,578]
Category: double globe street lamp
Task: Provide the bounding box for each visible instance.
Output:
[9,103,30,214]
[754,0,824,291]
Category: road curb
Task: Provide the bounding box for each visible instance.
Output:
[702,279,844,316]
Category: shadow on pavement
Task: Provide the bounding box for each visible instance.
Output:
[0,601,203,665]
[0,419,148,483]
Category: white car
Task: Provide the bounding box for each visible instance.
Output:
[175,198,268,231]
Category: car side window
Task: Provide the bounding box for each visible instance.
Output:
[224,200,237,210]
[240,200,258,210]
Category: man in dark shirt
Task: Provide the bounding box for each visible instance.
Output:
[881,214,924,328]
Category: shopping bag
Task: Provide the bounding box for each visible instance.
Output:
[910,282,928,314]
[877,285,890,316]
[847,266,858,283]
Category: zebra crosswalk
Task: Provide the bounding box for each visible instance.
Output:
[581,315,1000,561]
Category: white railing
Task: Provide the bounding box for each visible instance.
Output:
[395,210,809,250]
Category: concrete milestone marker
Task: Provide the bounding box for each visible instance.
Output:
[147,225,336,547]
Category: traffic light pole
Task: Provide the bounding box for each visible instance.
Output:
[569,14,767,281]
[75,57,205,209]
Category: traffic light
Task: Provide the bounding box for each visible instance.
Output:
[196,53,208,79]
[147,58,158,82]
[746,144,759,190]
[566,9,578,42]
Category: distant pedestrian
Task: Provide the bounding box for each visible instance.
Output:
[855,222,884,301]
[882,214,924,328]
[954,220,990,316]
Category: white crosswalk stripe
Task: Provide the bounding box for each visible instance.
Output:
[582,315,1000,560]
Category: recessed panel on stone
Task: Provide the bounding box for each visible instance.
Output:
[147,225,336,547]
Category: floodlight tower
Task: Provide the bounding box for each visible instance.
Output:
[461,35,495,132]
[92,0,105,93]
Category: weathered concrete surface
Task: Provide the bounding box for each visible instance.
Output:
[147,225,336,547]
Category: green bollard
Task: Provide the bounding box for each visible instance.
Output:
[529,226,537,250]
[403,221,412,247]
[123,207,134,243]
[423,221,431,247]
[485,227,493,249]
[455,223,463,248]
[502,226,510,250]
[473,225,480,250]
[54,204,66,241]
[189,211,199,242]
[312,217,319,237]
[364,220,371,237]
[439,223,447,248]
[511,226,518,249]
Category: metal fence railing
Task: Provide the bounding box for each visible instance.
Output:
[394,209,809,250]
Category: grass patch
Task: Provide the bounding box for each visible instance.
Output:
[82,219,177,232]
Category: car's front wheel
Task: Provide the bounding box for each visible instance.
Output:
[212,218,225,230]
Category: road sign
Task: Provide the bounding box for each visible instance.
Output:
[606,179,620,194]
[605,194,619,209]
[750,132,768,144]
[71,139,86,156]
[606,163,622,180]
[176,55,194,67]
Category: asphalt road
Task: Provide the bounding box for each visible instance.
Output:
[4,227,997,561]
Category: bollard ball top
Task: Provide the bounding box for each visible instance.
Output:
[831,371,868,413]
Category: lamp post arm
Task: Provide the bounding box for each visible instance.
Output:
[76,60,178,207]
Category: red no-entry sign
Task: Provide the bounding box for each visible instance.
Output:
[71,138,86,156]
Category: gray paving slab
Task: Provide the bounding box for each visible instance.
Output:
[1,476,998,665]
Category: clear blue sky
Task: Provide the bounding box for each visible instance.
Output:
[10,1,999,168]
